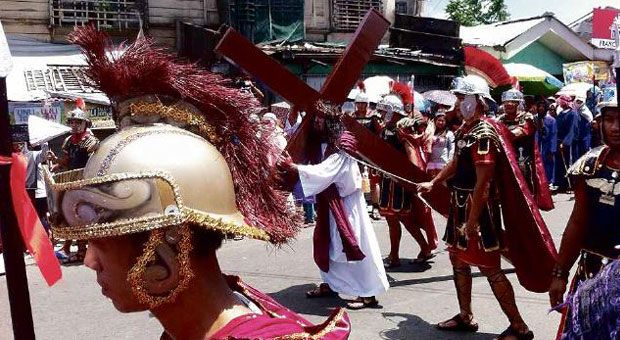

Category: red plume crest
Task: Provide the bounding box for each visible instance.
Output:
[391,82,414,106]
[67,25,299,244]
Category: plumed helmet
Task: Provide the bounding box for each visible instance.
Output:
[354,92,369,103]
[451,75,495,103]
[377,94,406,116]
[46,26,298,244]
[66,108,91,124]
[501,88,524,103]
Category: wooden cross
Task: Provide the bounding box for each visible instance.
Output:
[215,9,449,216]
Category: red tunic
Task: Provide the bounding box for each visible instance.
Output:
[161,275,351,340]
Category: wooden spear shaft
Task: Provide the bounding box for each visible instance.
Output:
[0,77,36,339]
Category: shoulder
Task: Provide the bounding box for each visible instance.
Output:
[518,112,535,123]
[469,119,500,144]
[567,145,609,177]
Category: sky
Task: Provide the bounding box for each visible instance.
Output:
[425,0,620,25]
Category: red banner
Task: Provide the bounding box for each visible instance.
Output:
[0,153,61,286]
[591,8,620,49]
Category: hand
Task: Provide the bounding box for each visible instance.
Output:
[46,151,57,162]
[559,143,564,150]
[276,152,296,174]
[417,181,434,193]
[337,131,357,153]
[548,277,568,309]
[464,221,479,238]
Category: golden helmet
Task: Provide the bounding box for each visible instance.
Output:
[45,123,268,241]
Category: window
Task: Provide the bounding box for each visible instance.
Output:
[24,66,98,93]
[331,0,383,31]
[396,1,408,14]
[49,0,146,30]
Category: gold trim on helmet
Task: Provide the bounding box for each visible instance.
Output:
[44,167,270,241]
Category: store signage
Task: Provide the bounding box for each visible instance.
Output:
[591,8,620,50]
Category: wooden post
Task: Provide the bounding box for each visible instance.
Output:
[0,45,36,340]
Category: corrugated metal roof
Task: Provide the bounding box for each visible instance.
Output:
[460,16,546,47]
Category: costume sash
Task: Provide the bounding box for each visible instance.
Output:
[311,142,365,273]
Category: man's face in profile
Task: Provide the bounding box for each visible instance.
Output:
[84,236,149,313]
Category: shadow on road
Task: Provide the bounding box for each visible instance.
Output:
[379,312,498,339]
[268,283,348,317]
[387,268,516,288]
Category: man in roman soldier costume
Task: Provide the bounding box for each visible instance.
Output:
[377,84,437,268]
[496,88,554,211]
[49,100,100,263]
[549,95,620,339]
[44,26,350,339]
[419,76,557,340]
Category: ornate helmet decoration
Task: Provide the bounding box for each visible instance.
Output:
[376,81,411,117]
[451,75,495,103]
[501,88,524,103]
[44,26,299,307]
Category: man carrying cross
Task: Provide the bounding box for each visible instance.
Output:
[277,104,389,309]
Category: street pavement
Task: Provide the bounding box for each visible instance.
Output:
[0,194,575,339]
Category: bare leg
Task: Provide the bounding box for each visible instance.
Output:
[438,253,476,328]
[401,215,430,256]
[386,216,402,263]
[478,266,529,333]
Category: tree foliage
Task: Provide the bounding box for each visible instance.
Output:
[445,0,510,26]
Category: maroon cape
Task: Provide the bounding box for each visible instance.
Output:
[487,118,558,293]
[209,276,351,339]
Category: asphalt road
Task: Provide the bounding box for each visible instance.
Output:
[0,194,575,339]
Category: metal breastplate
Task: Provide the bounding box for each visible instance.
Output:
[448,133,478,191]
[584,166,620,258]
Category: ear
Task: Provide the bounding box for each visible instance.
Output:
[143,242,180,295]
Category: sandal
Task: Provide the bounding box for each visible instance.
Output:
[497,326,534,340]
[346,296,379,310]
[384,257,401,268]
[306,283,338,299]
[411,252,436,264]
[436,314,479,332]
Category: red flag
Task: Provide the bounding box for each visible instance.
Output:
[0,153,61,286]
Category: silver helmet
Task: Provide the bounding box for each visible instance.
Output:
[451,75,495,103]
[501,88,524,103]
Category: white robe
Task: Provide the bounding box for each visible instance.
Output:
[298,151,389,297]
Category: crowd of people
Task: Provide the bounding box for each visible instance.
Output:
[2,25,619,340]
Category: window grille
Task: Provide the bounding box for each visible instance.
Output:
[50,0,146,30]
[24,66,98,93]
[331,0,383,31]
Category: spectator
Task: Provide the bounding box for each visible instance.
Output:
[554,95,578,192]
[427,110,455,177]
[572,95,593,161]
[537,101,557,190]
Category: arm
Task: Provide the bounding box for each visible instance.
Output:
[446,131,455,160]
[550,120,558,153]
[431,156,457,184]
[562,112,576,146]
[509,118,535,140]
[549,178,588,307]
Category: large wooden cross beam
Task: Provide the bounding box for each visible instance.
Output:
[215,9,449,216]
